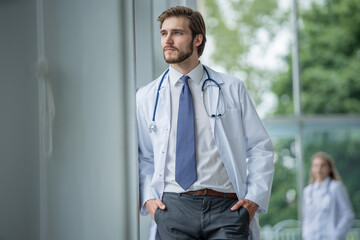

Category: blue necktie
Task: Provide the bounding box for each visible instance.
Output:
[175,75,197,190]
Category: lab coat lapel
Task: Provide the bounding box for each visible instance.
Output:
[205,72,241,195]
[156,77,171,132]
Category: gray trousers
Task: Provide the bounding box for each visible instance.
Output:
[155,192,250,240]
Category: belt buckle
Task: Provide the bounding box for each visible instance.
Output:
[201,188,208,196]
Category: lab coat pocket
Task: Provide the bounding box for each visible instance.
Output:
[219,109,243,139]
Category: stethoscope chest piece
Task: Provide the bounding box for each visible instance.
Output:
[149,121,157,133]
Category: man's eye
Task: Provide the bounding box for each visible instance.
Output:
[161,32,167,36]
[175,32,182,35]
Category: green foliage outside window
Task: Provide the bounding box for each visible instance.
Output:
[273,0,360,115]
[204,0,287,106]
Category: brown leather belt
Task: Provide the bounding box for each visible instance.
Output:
[182,188,238,199]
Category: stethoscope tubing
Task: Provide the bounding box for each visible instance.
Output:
[201,66,221,91]
[152,68,169,122]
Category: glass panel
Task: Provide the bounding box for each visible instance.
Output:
[259,137,299,228]
[298,0,360,115]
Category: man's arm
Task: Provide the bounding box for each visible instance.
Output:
[136,93,157,215]
[239,81,274,214]
[334,182,354,239]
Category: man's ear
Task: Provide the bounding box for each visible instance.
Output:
[194,34,203,47]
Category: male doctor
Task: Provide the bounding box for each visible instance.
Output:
[136,6,274,240]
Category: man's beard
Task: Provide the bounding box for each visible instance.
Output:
[163,43,194,64]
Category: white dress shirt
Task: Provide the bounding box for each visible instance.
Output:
[302,177,354,240]
[164,63,234,193]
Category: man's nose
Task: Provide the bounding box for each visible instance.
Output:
[165,34,173,44]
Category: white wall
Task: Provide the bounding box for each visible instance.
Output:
[0,0,199,239]
[0,0,137,240]
[0,1,39,239]
[39,1,137,239]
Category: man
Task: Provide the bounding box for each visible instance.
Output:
[136,6,274,240]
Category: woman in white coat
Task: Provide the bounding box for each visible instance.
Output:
[302,152,354,240]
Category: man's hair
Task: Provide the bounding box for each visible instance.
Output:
[157,6,207,57]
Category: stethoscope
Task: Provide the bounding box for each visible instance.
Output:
[149,66,224,133]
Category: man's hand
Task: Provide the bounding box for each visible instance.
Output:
[231,199,259,222]
[145,199,166,221]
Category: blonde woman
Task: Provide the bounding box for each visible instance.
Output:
[302,152,354,240]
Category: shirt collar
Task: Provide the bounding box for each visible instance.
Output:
[168,62,204,86]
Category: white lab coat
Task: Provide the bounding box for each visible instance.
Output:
[302,177,354,240]
[136,65,274,240]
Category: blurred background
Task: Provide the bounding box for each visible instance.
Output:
[0,0,359,240]
[199,0,360,239]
